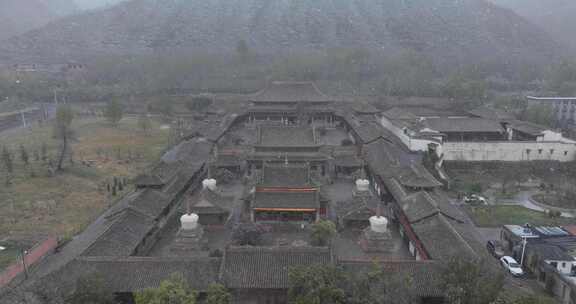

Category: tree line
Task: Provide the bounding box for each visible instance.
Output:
[3,47,575,107]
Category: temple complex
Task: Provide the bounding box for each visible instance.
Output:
[2,81,490,304]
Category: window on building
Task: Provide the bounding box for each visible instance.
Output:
[565,151,569,156]
[538,149,543,155]
[550,149,555,155]
[551,261,558,267]
[526,149,531,155]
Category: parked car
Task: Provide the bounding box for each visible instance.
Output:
[464,194,487,205]
[500,256,524,277]
[486,240,505,258]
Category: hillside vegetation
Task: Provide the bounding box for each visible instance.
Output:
[0,0,77,41]
[490,0,576,50]
[0,0,563,69]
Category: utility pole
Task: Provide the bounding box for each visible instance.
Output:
[520,236,527,267]
[53,88,58,106]
[20,249,28,280]
[20,109,27,128]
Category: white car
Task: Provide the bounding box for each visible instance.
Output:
[464,194,487,205]
[500,256,524,276]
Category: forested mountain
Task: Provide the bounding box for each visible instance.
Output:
[74,0,125,10]
[0,0,565,69]
[0,0,78,41]
[489,0,576,50]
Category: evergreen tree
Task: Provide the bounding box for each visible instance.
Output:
[19,144,29,165]
[310,220,337,246]
[41,142,48,163]
[205,283,231,304]
[66,273,115,304]
[33,149,40,162]
[134,273,197,304]
[288,265,346,304]
[441,258,503,304]
[138,112,152,135]
[2,146,13,173]
[104,99,124,125]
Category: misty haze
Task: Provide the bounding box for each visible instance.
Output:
[0,1,575,304]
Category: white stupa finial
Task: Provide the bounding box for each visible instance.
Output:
[202,178,217,191]
[369,215,388,233]
[180,213,199,230]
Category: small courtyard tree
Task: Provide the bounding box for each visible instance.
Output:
[205,283,231,304]
[310,220,337,246]
[231,222,264,246]
[441,258,504,304]
[134,273,197,304]
[66,273,115,304]
[288,265,346,304]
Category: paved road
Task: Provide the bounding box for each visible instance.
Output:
[500,191,575,218]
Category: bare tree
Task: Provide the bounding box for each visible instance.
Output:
[54,105,74,172]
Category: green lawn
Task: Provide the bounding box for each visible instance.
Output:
[464,205,575,227]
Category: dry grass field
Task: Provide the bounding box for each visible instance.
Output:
[0,117,169,268]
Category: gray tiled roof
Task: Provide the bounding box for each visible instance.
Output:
[397,164,442,188]
[411,214,477,260]
[336,196,382,221]
[351,121,387,144]
[507,119,549,136]
[250,81,333,103]
[161,139,214,164]
[340,260,444,297]
[82,209,154,257]
[423,117,503,133]
[258,125,317,147]
[468,106,515,120]
[253,191,319,209]
[380,97,452,109]
[133,174,164,187]
[527,243,575,262]
[222,246,332,289]
[351,102,381,114]
[184,188,232,215]
[398,190,463,224]
[127,189,172,219]
[36,257,220,293]
[261,163,310,187]
[382,107,419,120]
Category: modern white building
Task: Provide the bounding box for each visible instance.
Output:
[379,106,576,162]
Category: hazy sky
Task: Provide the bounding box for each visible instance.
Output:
[74,0,125,10]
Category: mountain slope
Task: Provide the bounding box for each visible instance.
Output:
[0,0,78,41]
[0,0,564,66]
[489,0,576,50]
[74,0,126,10]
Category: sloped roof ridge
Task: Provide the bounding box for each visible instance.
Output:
[436,213,478,258]
[76,256,219,262]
